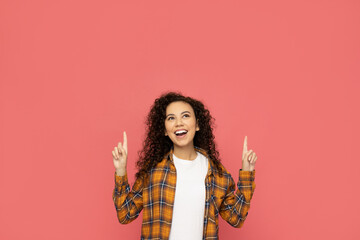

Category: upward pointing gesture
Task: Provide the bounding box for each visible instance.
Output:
[241,136,257,171]
[112,131,128,176]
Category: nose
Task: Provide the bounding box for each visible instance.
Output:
[175,117,184,126]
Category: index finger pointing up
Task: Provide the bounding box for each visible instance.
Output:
[123,131,128,153]
[243,136,248,155]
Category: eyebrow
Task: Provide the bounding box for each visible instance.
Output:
[166,111,191,118]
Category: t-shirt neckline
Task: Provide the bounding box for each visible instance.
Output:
[173,152,199,163]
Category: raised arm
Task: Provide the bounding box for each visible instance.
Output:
[219,136,257,228]
[219,170,256,228]
[112,131,143,224]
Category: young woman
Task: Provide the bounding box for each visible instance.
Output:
[112,92,257,240]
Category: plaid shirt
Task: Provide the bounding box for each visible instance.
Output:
[113,146,256,240]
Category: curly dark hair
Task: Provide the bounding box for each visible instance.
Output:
[135,91,223,179]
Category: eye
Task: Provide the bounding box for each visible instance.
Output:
[167,116,174,120]
[183,114,190,118]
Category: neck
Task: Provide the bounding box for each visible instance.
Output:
[173,144,197,161]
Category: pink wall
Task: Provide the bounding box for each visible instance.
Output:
[1,0,359,239]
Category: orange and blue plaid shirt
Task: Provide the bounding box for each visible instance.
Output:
[113,146,256,240]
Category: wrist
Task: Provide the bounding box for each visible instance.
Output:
[116,168,126,176]
[241,168,253,171]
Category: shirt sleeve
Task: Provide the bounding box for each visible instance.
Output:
[112,172,144,224]
[219,169,256,228]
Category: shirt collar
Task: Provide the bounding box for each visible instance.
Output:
[165,145,215,176]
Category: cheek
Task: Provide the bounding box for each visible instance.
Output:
[189,119,197,128]
[164,122,172,132]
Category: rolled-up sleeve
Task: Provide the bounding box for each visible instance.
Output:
[112,172,144,224]
[219,170,256,228]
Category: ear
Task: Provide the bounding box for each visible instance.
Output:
[196,120,200,131]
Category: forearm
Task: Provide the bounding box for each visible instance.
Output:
[115,167,126,177]
[238,169,256,203]
[220,170,256,228]
[112,172,143,224]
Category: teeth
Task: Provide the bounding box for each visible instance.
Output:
[175,130,187,135]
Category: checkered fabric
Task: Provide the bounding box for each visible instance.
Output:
[113,146,256,239]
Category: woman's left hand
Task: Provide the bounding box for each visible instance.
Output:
[242,136,257,171]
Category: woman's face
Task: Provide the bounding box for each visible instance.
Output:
[164,101,199,148]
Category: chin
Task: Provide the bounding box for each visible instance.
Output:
[173,139,195,148]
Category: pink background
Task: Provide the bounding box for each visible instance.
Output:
[1,0,359,239]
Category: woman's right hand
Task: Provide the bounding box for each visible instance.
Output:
[112,131,128,176]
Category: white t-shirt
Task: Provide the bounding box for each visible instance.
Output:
[169,152,209,240]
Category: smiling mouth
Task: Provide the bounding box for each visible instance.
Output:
[175,130,188,137]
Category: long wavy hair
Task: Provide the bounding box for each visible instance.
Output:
[135,91,223,179]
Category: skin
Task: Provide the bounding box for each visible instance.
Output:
[113,131,128,176]
[242,136,257,171]
[112,102,258,176]
[164,101,200,160]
